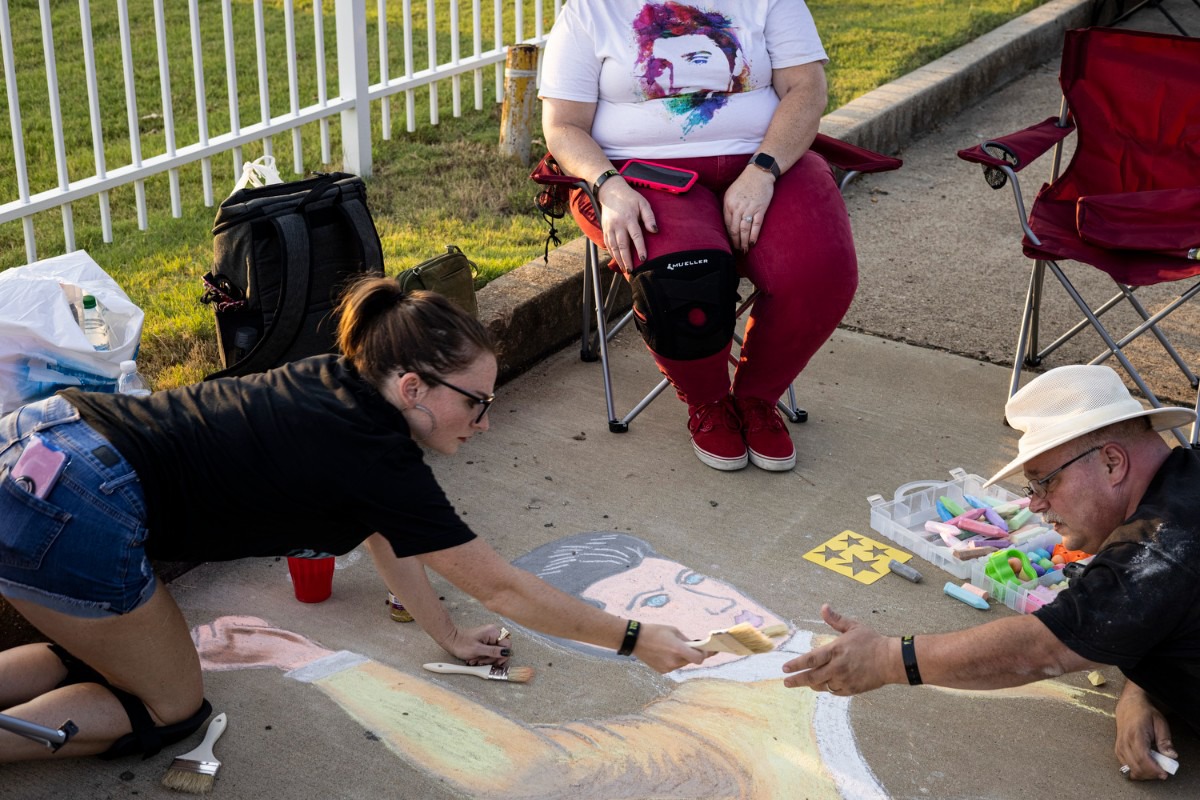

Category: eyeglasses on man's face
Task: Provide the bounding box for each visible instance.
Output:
[1022,445,1101,499]
[423,374,494,424]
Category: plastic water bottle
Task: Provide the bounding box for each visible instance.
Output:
[117,360,151,396]
[81,294,111,351]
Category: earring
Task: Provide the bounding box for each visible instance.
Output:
[412,403,437,432]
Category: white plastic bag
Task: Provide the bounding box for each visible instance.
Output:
[0,251,145,414]
[230,155,283,196]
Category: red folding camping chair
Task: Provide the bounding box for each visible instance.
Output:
[958,26,1200,445]
[532,135,902,433]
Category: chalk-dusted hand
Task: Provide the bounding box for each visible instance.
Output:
[781,604,899,694]
[1115,681,1177,780]
[633,622,710,673]
[442,623,512,667]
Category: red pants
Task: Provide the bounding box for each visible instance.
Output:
[570,151,858,406]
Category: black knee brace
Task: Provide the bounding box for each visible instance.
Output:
[47,643,212,759]
[628,249,739,360]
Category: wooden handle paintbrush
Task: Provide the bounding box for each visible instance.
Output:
[161,712,227,794]
[686,623,779,656]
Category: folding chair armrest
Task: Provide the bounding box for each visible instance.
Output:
[956,116,1075,173]
[810,133,902,175]
[530,152,588,191]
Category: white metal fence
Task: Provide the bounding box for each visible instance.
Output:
[0,0,559,264]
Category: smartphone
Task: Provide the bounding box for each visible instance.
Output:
[11,436,69,500]
[618,160,698,194]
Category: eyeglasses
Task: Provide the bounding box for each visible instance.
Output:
[1022,445,1101,499]
[423,374,495,424]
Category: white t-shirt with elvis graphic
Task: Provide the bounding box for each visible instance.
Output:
[539,0,827,159]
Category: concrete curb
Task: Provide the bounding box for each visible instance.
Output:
[480,0,1099,383]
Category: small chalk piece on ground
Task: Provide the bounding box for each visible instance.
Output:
[1150,750,1179,776]
[1087,670,1106,686]
[887,559,923,583]
[960,582,989,600]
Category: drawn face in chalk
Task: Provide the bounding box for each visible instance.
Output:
[583,556,784,667]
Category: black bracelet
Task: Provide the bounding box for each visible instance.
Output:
[617,619,641,657]
[592,168,620,198]
[901,635,922,685]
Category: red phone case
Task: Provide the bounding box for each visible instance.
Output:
[618,160,698,194]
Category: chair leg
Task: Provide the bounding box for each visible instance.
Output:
[1009,261,1044,401]
[584,242,628,433]
[580,241,600,363]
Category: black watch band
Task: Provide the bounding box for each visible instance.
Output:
[592,168,621,198]
[901,635,922,685]
[752,152,780,178]
[618,619,641,656]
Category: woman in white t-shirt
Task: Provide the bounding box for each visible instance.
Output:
[541,0,857,473]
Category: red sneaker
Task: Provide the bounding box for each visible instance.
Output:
[687,397,747,471]
[735,397,796,471]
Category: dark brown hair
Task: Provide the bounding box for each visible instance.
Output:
[336,277,493,389]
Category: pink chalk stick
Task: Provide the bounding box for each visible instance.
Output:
[955,518,1008,538]
[925,520,961,537]
[961,582,990,600]
[948,508,987,524]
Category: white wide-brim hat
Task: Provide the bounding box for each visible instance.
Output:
[983,364,1195,488]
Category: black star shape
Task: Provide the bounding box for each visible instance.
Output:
[842,533,863,547]
[812,545,843,561]
[844,553,881,576]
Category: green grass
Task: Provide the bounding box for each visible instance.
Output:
[0,0,1048,388]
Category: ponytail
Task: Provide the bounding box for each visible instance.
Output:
[336,277,493,389]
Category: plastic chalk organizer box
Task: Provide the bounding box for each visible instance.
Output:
[867,468,1090,614]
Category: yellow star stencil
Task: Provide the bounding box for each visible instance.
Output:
[803,530,913,585]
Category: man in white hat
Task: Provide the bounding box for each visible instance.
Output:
[778,365,1198,782]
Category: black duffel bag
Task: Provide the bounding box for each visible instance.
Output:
[200,172,384,379]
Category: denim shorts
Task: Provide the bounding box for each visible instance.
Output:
[0,394,155,617]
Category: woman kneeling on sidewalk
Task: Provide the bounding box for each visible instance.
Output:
[0,280,707,762]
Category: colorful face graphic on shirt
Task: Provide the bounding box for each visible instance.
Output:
[632,2,750,135]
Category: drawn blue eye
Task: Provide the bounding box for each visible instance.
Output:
[683,51,712,64]
[642,594,670,608]
[682,573,706,586]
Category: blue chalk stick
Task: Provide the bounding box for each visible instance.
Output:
[935,499,955,522]
[944,581,990,610]
[963,494,988,509]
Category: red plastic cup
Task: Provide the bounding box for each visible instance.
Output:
[287,557,335,603]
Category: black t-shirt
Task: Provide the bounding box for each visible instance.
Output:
[1035,447,1200,731]
[62,356,476,562]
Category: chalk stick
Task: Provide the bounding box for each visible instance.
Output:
[982,507,1009,531]
[888,559,923,583]
[960,582,989,600]
[953,546,999,560]
[925,520,961,537]
[955,518,1009,538]
[944,581,989,610]
[947,508,987,524]
[939,497,967,517]
[1087,670,1106,686]
[1151,750,1179,776]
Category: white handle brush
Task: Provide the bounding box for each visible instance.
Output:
[161,712,228,794]
[422,662,534,683]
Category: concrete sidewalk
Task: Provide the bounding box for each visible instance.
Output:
[6,1,1200,798]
